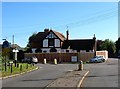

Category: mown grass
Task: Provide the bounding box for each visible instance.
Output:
[1,63,37,77]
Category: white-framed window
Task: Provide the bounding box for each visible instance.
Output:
[55,39,60,47]
[43,39,48,47]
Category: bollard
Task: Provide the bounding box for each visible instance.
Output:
[10,64,12,73]
[5,62,7,71]
[20,64,22,71]
[26,63,28,69]
[78,60,83,71]
[43,58,47,64]
[30,64,32,68]
[32,63,34,66]
[17,64,19,68]
[9,63,10,69]
[54,59,57,65]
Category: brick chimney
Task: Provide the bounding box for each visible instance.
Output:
[44,28,49,32]
[93,34,97,56]
[66,30,69,40]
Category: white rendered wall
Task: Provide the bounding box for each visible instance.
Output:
[42,48,50,53]
[32,48,36,53]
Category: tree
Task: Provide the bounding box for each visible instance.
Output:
[97,40,103,51]
[100,39,116,54]
[25,32,37,52]
[2,48,11,59]
[115,37,120,54]
[28,32,37,47]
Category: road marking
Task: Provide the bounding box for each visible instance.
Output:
[77,70,89,88]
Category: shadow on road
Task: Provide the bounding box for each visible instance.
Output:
[21,78,56,82]
[87,74,117,78]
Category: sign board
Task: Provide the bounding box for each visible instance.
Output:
[71,56,77,62]
[13,49,19,52]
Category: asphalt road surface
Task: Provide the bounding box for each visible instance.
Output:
[81,58,118,87]
[2,63,78,88]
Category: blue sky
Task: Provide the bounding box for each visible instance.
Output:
[2,2,118,47]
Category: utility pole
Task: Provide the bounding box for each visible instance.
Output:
[12,35,14,47]
[12,35,18,67]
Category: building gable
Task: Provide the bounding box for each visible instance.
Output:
[43,30,65,41]
[42,30,61,48]
[46,32,57,39]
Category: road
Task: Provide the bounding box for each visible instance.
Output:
[2,63,78,88]
[2,58,119,88]
[81,58,118,87]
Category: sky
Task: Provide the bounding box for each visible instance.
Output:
[1,2,118,47]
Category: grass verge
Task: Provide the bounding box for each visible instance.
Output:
[1,63,38,77]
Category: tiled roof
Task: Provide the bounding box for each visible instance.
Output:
[62,39,95,51]
[31,32,49,42]
[11,44,22,50]
[52,30,66,41]
[30,30,66,42]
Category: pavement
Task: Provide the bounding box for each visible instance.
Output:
[45,69,89,88]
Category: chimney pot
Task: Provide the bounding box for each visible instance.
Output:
[44,28,49,32]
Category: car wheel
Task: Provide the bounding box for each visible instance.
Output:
[103,59,105,62]
[95,60,97,63]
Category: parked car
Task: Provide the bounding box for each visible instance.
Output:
[22,57,38,64]
[99,56,105,62]
[22,57,32,63]
[118,55,120,59]
[32,57,38,64]
[89,56,105,63]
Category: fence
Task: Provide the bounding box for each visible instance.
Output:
[25,52,95,63]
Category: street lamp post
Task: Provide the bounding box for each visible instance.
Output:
[13,48,19,67]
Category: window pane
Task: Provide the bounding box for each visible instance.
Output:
[49,39,54,46]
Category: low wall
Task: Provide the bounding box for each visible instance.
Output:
[78,52,94,62]
[25,52,95,63]
[96,50,108,60]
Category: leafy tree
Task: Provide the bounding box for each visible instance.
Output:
[115,37,120,54]
[2,48,11,59]
[97,40,103,51]
[100,39,116,54]
[28,32,37,46]
[25,32,37,52]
